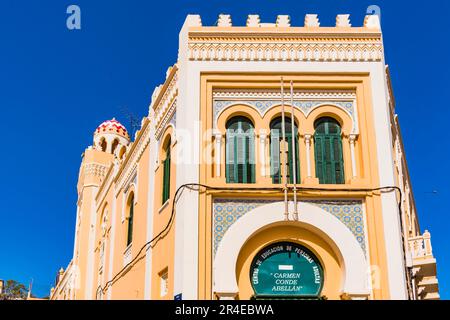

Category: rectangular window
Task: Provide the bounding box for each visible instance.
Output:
[159,268,168,297]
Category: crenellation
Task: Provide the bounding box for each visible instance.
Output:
[217,14,232,27]
[336,14,351,27]
[184,13,384,29]
[304,14,320,27]
[276,15,291,27]
[246,14,260,27]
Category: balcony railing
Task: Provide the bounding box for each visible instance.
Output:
[408,230,433,260]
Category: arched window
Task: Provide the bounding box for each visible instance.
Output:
[126,194,134,246]
[162,139,171,204]
[100,138,107,152]
[111,139,119,154]
[119,146,127,160]
[270,117,300,184]
[314,117,344,184]
[226,116,255,183]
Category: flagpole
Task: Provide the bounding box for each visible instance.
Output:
[290,81,298,221]
[281,77,289,221]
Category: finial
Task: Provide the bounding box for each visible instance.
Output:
[276,15,291,27]
[218,14,232,27]
[336,14,351,27]
[304,14,320,27]
[247,14,260,27]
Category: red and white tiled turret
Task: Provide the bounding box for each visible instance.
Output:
[93,118,130,157]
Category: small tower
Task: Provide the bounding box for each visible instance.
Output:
[93,118,130,159]
[72,118,130,299]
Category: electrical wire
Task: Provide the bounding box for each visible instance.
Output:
[96,182,403,297]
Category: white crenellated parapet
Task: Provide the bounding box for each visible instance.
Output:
[304,14,320,27]
[185,14,202,27]
[218,14,232,27]
[336,14,351,27]
[364,14,381,29]
[246,14,260,27]
[276,15,290,27]
[184,13,382,29]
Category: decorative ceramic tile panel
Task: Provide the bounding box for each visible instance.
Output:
[213,100,356,132]
[213,199,366,256]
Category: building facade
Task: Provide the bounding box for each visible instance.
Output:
[50,13,439,300]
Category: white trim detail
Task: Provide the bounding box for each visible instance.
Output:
[214,131,222,177]
[304,134,313,178]
[349,134,358,178]
[213,201,370,297]
[259,131,267,177]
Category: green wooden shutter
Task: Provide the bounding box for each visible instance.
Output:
[162,148,171,203]
[226,118,255,184]
[270,129,280,183]
[248,129,255,183]
[314,135,324,183]
[314,119,344,184]
[226,130,235,183]
[236,133,245,183]
[127,198,134,246]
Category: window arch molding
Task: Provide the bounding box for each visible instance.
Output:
[304,105,353,136]
[158,126,175,161]
[122,183,137,223]
[216,104,261,133]
[261,105,305,132]
[125,191,135,247]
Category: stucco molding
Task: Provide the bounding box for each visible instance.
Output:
[115,119,151,195]
[213,201,370,297]
[188,40,382,62]
[155,99,177,140]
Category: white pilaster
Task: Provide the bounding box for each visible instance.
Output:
[144,122,156,299]
[305,134,312,178]
[259,131,267,177]
[214,131,222,177]
[349,134,358,178]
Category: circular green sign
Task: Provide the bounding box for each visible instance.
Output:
[250,242,324,297]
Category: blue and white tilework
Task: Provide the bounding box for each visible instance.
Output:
[213,100,356,129]
[213,199,366,256]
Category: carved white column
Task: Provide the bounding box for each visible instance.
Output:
[349,134,358,178]
[304,134,312,178]
[214,132,222,178]
[259,131,267,177]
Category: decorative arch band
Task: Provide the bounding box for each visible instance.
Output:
[214,99,358,134]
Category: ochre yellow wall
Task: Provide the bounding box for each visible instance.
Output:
[150,126,177,299]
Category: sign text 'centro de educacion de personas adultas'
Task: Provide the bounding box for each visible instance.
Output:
[250,242,324,298]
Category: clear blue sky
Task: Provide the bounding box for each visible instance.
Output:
[0,0,448,299]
